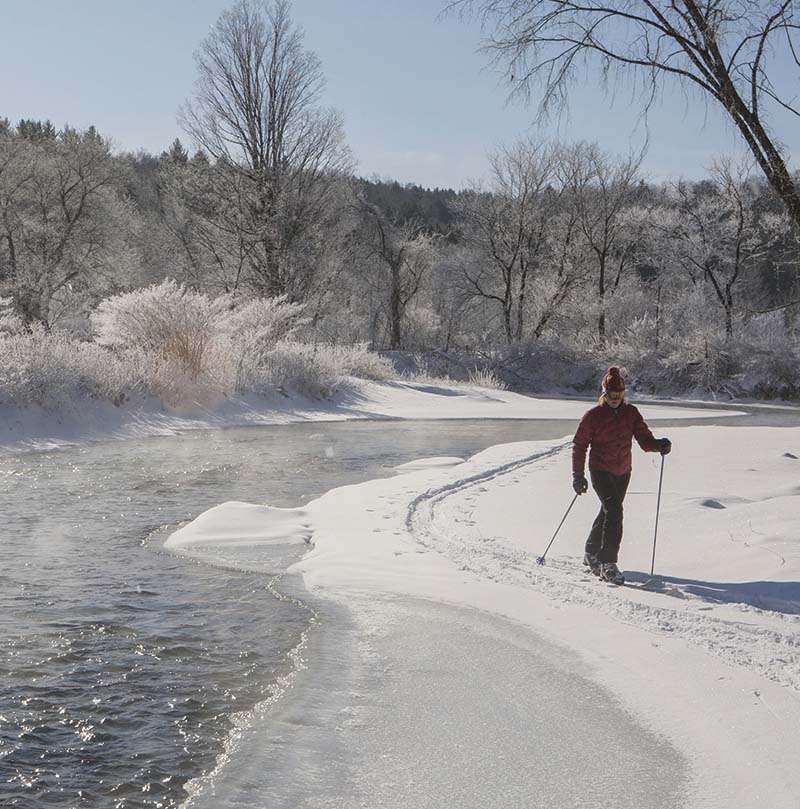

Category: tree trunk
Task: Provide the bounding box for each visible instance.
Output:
[598,254,607,347]
[712,66,800,231]
[389,260,402,350]
[515,263,528,341]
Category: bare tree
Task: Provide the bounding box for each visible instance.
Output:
[454,139,564,343]
[355,199,439,350]
[564,143,645,345]
[449,1,800,230]
[529,184,588,337]
[159,150,261,296]
[180,0,353,298]
[669,158,777,336]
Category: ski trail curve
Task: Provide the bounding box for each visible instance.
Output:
[406,444,800,693]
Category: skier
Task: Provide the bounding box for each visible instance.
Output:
[572,367,671,584]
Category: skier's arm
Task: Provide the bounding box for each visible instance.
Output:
[632,407,660,453]
[572,413,593,473]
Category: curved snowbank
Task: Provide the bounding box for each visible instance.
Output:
[166,502,312,549]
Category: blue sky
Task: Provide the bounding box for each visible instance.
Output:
[2,0,797,188]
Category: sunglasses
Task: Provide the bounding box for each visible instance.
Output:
[604,390,625,401]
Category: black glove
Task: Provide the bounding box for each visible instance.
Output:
[656,438,672,455]
[572,473,588,495]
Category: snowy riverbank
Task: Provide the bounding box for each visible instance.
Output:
[163,390,800,807]
[0,377,736,452]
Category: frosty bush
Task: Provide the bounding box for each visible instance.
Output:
[494,336,596,392]
[321,343,394,382]
[467,368,508,390]
[604,315,665,393]
[91,280,240,406]
[237,341,391,400]
[735,313,800,398]
[218,295,308,350]
[219,296,309,394]
[661,329,738,395]
[0,328,146,407]
[255,341,345,400]
[92,280,227,382]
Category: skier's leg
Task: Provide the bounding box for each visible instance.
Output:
[597,472,631,563]
[585,507,605,557]
[587,470,614,559]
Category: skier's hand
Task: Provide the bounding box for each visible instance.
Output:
[572,473,588,495]
[657,438,672,455]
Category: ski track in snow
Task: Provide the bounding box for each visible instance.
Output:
[406,444,800,694]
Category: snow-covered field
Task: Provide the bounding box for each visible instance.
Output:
[165,384,800,808]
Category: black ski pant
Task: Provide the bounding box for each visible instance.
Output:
[585,470,631,564]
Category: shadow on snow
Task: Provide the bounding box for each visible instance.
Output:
[626,571,800,615]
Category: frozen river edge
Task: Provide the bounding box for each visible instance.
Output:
[180,587,690,809]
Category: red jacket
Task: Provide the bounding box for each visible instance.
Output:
[572,401,659,476]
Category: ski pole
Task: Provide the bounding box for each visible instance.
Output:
[649,454,666,577]
[536,493,579,566]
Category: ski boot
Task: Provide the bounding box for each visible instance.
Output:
[599,562,625,585]
[583,552,601,576]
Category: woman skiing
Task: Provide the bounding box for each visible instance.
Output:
[572,367,671,584]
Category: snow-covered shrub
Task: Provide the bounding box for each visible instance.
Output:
[604,315,665,393]
[0,328,146,407]
[219,296,308,356]
[239,341,389,400]
[0,296,24,335]
[218,295,309,394]
[661,329,738,395]
[494,335,597,392]
[735,313,800,398]
[256,341,345,400]
[320,343,394,382]
[467,368,508,390]
[92,280,227,381]
[89,284,394,405]
[92,280,234,405]
[401,306,443,351]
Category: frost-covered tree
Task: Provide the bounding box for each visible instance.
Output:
[159,150,253,295]
[0,126,138,327]
[179,0,353,299]
[669,160,780,337]
[564,143,645,346]
[453,139,567,344]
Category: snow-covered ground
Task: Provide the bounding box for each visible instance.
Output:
[166,386,800,808]
[0,378,733,452]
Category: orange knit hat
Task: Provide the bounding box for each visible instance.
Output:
[601,366,625,393]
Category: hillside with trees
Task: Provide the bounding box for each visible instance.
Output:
[2,0,800,409]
